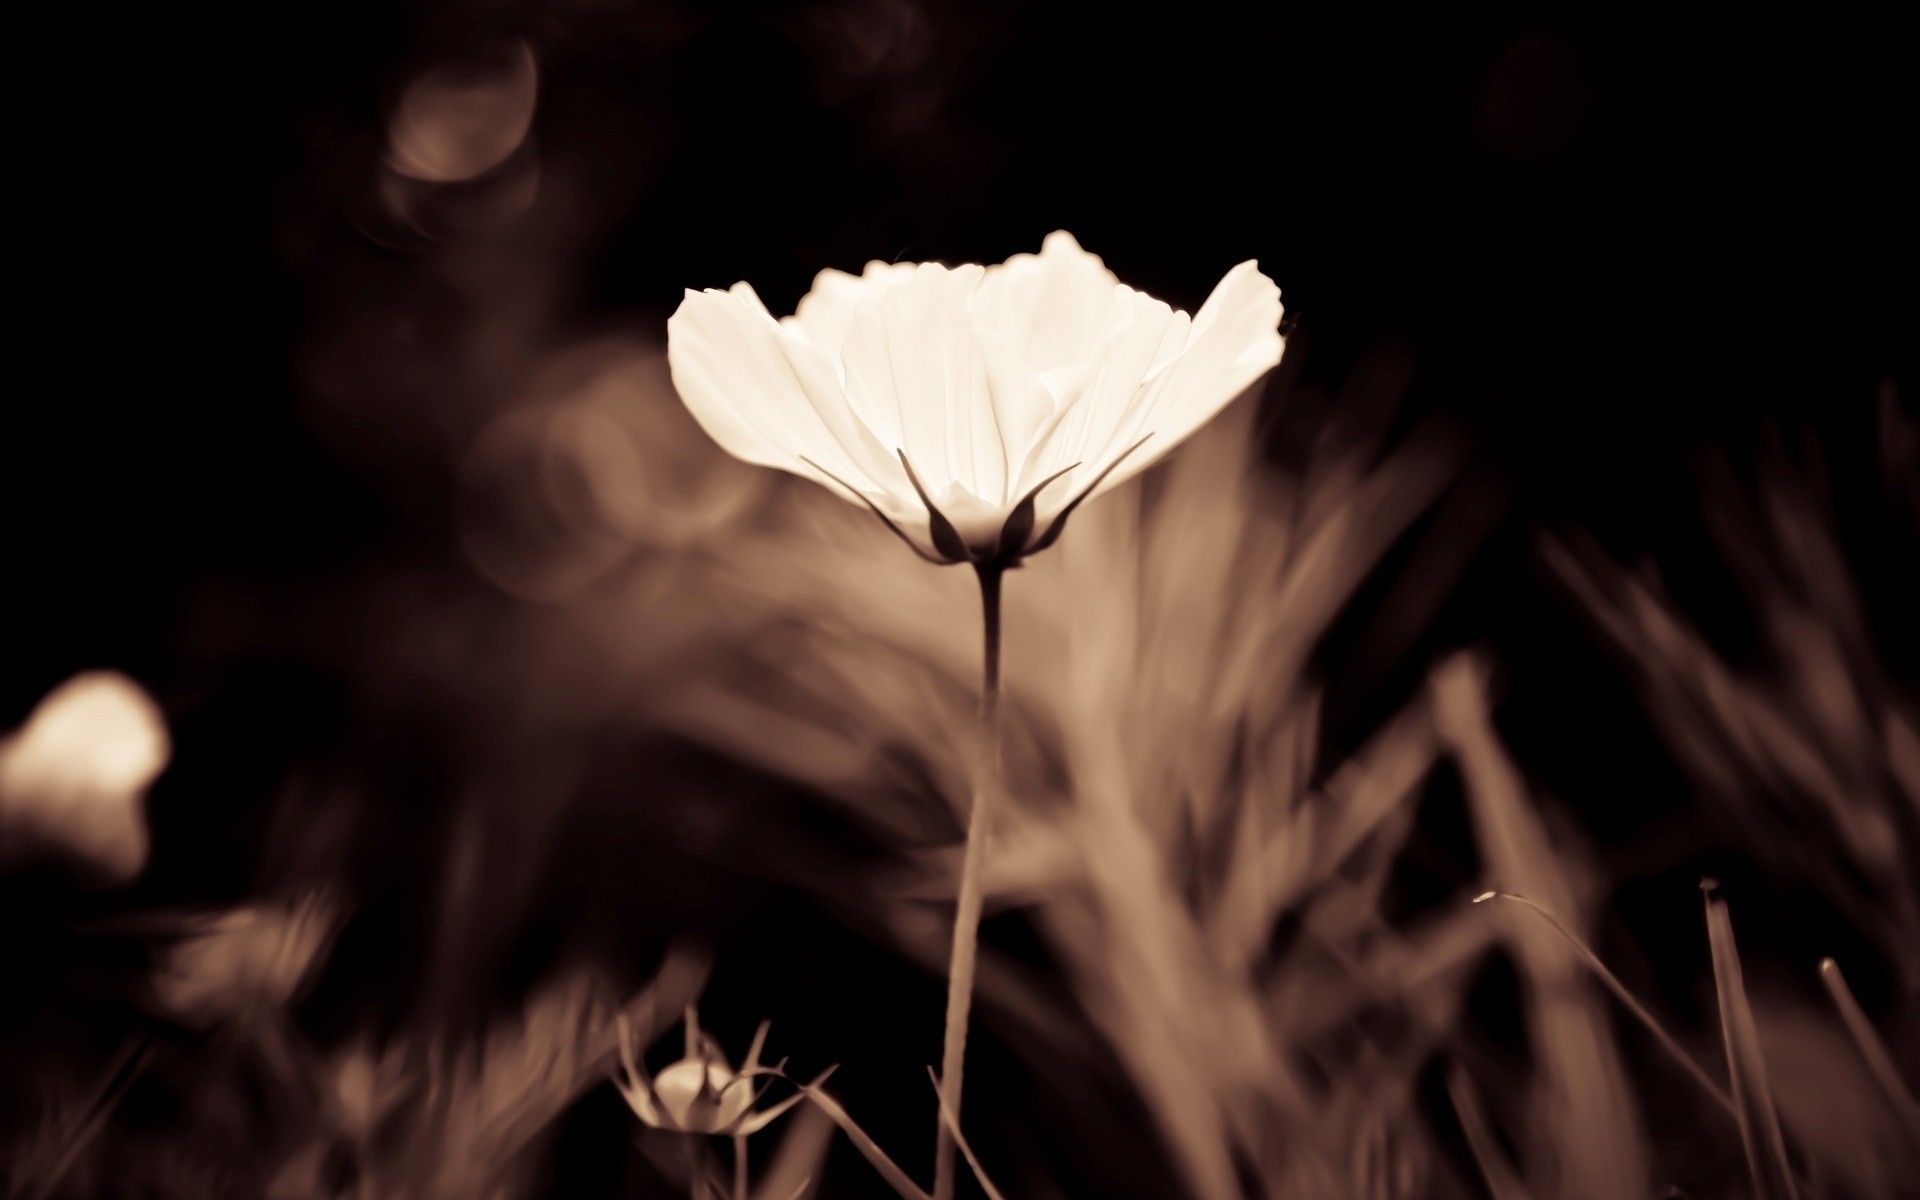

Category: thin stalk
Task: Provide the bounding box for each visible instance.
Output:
[1703,883,1798,1200]
[933,562,1004,1200]
[1476,892,1831,1200]
[685,1134,713,1200]
[1473,891,1735,1112]
[28,1032,152,1200]
[734,1133,750,1200]
[1819,958,1920,1144]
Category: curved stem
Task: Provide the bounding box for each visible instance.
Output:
[933,563,1004,1200]
[1474,891,1736,1111]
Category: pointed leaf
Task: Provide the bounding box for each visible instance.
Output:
[744,1020,771,1075]
[749,1104,834,1200]
[793,1076,930,1200]
[799,456,948,564]
[1023,434,1153,556]
[735,1088,808,1136]
[715,1070,771,1111]
[896,451,971,562]
[995,462,1081,560]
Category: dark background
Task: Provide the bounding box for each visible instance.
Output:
[12,0,1906,703]
[7,0,1913,1194]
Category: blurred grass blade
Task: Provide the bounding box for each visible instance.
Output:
[927,1067,1010,1200]
[1445,1064,1528,1200]
[1435,652,1648,1199]
[1818,957,1920,1143]
[1702,883,1799,1200]
[750,1104,834,1200]
[795,1080,931,1200]
[25,1033,152,1200]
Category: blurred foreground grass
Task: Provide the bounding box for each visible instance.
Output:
[3,368,1915,1199]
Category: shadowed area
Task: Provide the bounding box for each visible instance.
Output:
[6,1,1911,1197]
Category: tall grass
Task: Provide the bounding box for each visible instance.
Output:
[5,364,1915,1198]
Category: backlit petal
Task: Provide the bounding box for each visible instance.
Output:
[932,480,1007,548]
[1014,287,1187,499]
[976,327,1057,468]
[1082,260,1283,501]
[975,231,1125,374]
[785,260,919,356]
[839,263,1010,504]
[667,284,899,504]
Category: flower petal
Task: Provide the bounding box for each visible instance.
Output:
[974,231,1124,374]
[731,284,905,486]
[930,479,1008,550]
[667,283,900,503]
[1086,260,1284,500]
[784,260,919,355]
[839,263,1011,505]
[975,327,1057,472]
[665,244,1281,563]
[1013,287,1187,499]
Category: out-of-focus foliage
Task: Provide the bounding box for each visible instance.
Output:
[11,357,1916,1198]
[4,0,1912,1189]
[1545,395,1920,987]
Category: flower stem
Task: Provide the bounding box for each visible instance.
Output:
[685,1134,713,1200]
[933,562,1003,1200]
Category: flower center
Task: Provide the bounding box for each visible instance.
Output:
[653,1059,753,1133]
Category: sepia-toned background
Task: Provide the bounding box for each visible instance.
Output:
[6,1,1913,1197]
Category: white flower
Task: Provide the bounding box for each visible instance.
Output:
[667,231,1285,565]
[0,671,168,881]
[612,1007,812,1137]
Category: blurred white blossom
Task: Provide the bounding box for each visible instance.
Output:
[0,670,168,881]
